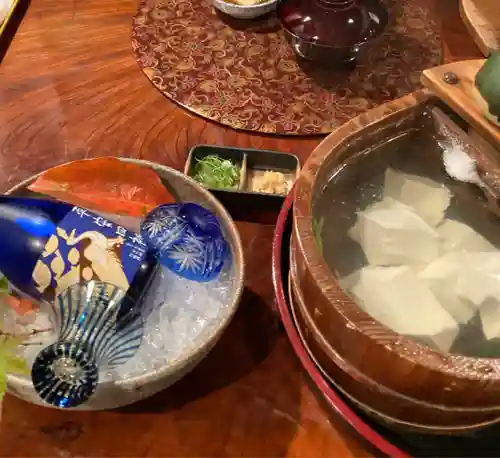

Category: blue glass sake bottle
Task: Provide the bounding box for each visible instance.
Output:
[0,195,155,314]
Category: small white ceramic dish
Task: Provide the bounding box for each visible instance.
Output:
[213,0,278,19]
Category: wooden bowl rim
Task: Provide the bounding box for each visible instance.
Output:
[293,90,500,380]
[287,273,500,433]
[6,158,245,390]
[271,189,409,458]
[289,234,500,413]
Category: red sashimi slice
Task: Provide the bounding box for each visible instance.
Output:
[28,158,176,217]
[4,295,38,315]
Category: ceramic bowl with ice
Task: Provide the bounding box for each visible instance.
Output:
[292,90,500,433]
[6,159,245,410]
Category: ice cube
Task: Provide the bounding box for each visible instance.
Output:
[348,265,459,352]
[113,265,234,380]
[383,168,451,227]
[349,198,441,266]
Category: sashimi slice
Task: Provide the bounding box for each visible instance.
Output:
[28,158,175,217]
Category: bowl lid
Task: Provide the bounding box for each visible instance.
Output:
[277,0,388,48]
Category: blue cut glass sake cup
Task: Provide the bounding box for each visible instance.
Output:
[31,281,144,408]
[140,203,230,282]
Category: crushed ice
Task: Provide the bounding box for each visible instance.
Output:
[110,265,235,380]
[13,264,236,381]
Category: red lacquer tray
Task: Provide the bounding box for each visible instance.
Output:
[272,189,500,457]
[271,189,409,457]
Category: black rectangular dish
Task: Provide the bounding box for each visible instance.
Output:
[185,145,300,220]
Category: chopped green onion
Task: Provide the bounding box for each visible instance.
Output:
[192,155,240,190]
[312,216,324,254]
[0,276,8,295]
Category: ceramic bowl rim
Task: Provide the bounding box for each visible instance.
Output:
[215,0,278,9]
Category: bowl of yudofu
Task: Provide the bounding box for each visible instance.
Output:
[292,89,500,434]
[5,157,245,410]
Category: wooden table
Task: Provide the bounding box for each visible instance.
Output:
[0,0,483,456]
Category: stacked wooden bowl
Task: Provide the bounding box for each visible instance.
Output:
[290,89,500,434]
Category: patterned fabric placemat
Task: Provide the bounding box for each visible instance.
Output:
[132,0,441,135]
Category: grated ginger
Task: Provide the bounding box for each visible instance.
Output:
[251,171,291,195]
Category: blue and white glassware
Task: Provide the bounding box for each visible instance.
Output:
[141,203,230,282]
[31,281,144,408]
[0,195,156,313]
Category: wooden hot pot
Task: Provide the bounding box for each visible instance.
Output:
[291,59,500,434]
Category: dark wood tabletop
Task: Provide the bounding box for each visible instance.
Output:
[0,0,483,456]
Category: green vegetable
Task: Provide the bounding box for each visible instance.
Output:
[475,51,500,121]
[0,332,29,401]
[0,312,30,403]
[0,277,9,295]
[192,155,240,190]
[312,216,324,254]
[0,272,29,403]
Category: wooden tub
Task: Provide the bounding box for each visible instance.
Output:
[292,89,500,432]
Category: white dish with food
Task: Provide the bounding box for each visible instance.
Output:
[213,0,278,19]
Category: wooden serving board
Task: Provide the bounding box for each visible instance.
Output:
[421,59,500,148]
[460,0,500,56]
